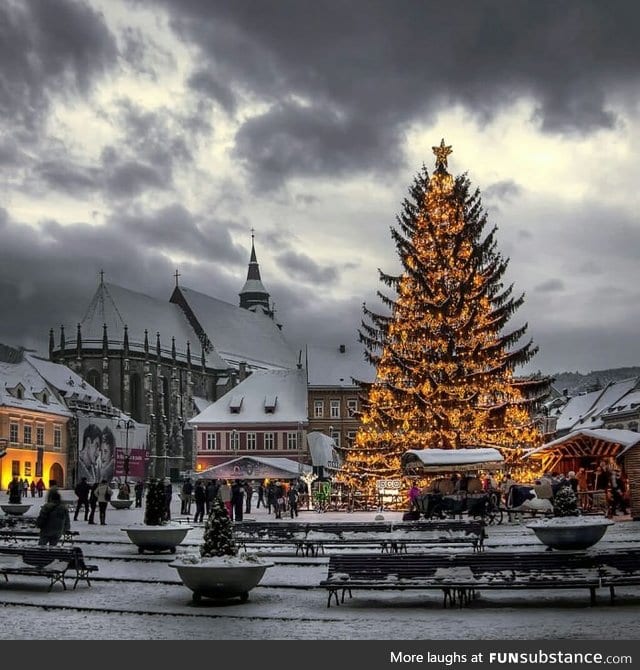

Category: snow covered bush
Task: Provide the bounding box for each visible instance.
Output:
[552,485,580,517]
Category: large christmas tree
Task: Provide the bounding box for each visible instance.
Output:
[341,140,549,493]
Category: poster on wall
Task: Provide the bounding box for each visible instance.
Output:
[77,417,149,485]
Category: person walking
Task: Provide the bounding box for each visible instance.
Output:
[22,479,29,498]
[205,480,218,514]
[30,480,36,498]
[87,482,98,524]
[73,476,91,521]
[94,479,111,525]
[36,478,45,497]
[7,477,22,504]
[36,489,71,546]
[193,480,206,523]
[134,480,144,508]
[181,479,193,515]
[231,480,244,522]
[287,484,299,518]
[257,482,265,509]
[244,481,253,514]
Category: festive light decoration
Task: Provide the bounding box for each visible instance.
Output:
[339,140,550,495]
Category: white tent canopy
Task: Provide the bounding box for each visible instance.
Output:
[306,431,342,471]
[194,456,312,481]
[401,448,505,474]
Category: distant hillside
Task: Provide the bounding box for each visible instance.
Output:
[550,367,640,396]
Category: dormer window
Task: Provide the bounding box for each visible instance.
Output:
[229,395,244,414]
[16,387,23,400]
[264,395,278,413]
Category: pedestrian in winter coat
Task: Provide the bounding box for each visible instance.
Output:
[7,477,22,504]
[36,478,45,497]
[287,486,299,518]
[73,477,91,521]
[134,481,144,507]
[193,480,206,523]
[181,479,193,515]
[87,482,99,524]
[205,480,218,514]
[244,481,253,514]
[231,480,244,522]
[257,482,265,509]
[30,480,36,498]
[94,479,111,525]
[36,489,71,546]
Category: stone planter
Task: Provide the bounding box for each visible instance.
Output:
[1,504,31,516]
[169,557,273,604]
[122,524,192,554]
[526,516,614,551]
[110,499,134,510]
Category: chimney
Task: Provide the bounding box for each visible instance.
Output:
[239,361,247,381]
[339,344,346,354]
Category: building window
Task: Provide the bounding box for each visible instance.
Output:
[286,432,298,450]
[330,430,341,447]
[347,430,357,445]
[205,433,217,451]
[330,400,340,418]
[12,460,20,476]
[53,426,61,450]
[264,432,275,450]
[314,400,324,418]
[23,425,32,445]
[230,431,240,451]
[36,426,44,447]
[347,398,358,416]
[9,423,18,444]
[24,462,32,477]
[247,433,257,450]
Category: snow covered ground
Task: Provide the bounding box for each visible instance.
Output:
[1,493,639,640]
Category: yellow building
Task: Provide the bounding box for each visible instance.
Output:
[0,346,71,490]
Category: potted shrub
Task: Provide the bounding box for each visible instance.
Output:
[110,482,134,510]
[122,478,192,554]
[170,496,273,604]
[526,485,614,551]
[1,478,31,516]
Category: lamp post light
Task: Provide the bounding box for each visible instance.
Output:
[117,418,135,484]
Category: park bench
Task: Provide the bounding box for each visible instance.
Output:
[0,545,98,591]
[0,528,79,545]
[595,549,640,602]
[320,551,604,608]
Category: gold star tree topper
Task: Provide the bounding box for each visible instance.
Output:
[432,138,452,170]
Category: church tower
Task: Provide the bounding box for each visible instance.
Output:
[239,231,274,319]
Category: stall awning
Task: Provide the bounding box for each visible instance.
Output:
[401,448,504,474]
[194,456,311,481]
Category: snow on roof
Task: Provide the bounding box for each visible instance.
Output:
[26,354,110,406]
[194,455,311,480]
[192,396,212,414]
[240,279,268,294]
[189,367,308,425]
[74,282,228,370]
[306,341,375,386]
[553,378,639,432]
[178,286,297,370]
[525,428,640,458]
[401,448,504,473]
[0,358,72,417]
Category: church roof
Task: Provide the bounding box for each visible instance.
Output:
[77,282,228,369]
[177,286,297,370]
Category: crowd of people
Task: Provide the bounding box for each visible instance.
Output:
[6,476,46,501]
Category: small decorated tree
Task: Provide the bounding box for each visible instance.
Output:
[200,497,237,557]
[553,485,580,517]
[144,478,166,526]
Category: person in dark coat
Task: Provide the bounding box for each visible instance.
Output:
[134,480,144,508]
[73,476,91,521]
[244,481,253,514]
[181,479,193,515]
[287,485,299,518]
[205,480,218,514]
[231,480,244,522]
[266,481,276,515]
[193,480,206,523]
[87,482,99,524]
[36,489,71,546]
[7,477,22,504]
[257,482,265,509]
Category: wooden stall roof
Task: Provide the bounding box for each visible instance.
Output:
[523,428,640,473]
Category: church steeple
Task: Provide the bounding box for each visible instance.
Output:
[239,230,273,318]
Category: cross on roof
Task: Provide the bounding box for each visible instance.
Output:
[174,269,181,287]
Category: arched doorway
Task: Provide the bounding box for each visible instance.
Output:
[49,462,64,488]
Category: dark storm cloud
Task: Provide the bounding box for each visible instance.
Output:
[0,209,246,354]
[484,180,522,202]
[275,249,340,285]
[188,69,237,115]
[108,203,245,262]
[0,0,118,132]
[152,0,640,189]
[35,159,100,195]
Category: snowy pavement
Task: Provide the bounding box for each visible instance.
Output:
[1,494,639,640]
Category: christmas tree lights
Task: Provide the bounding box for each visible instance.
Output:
[340,140,550,494]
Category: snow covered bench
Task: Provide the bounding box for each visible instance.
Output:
[320,551,604,608]
[596,549,640,603]
[0,546,98,591]
[0,529,80,545]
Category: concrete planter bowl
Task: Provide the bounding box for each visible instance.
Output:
[526,516,614,551]
[170,557,273,604]
[110,499,134,510]
[1,504,32,516]
[122,524,193,554]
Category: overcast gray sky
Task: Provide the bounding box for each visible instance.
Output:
[2,0,640,376]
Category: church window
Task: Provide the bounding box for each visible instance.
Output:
[130,374,142,422]
[87,370,101,392]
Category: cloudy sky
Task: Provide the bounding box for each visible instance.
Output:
[2,0,640,376]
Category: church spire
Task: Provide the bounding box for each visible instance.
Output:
[239,229,273,318]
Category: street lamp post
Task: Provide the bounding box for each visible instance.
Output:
[117,418,135,484]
